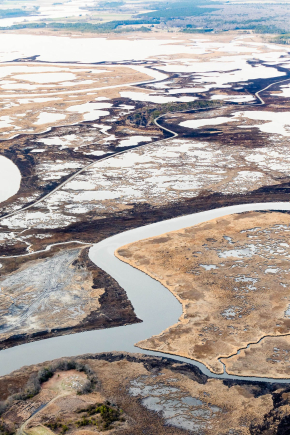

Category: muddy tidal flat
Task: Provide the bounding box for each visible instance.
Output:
[0,245,140,349]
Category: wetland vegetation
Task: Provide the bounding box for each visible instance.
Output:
[1,1,290,432]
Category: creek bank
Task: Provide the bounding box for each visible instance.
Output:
[0,246,140,351]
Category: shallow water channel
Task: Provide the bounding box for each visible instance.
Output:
[1,202,290,383]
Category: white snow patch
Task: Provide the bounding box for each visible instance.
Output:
[180,116,235,129]
[0,156,21,203]
[35,112,66,125]
[118,136,152,147]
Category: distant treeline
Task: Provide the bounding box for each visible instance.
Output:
[81,1,125,11]
[227,23,288,35]
[252,24,287,34]
[0,19,158,32]
[137,3,218,20]
[99,0,125,7]
[0,8,38,18]
[271,34,290,44]
[182,26,213,33]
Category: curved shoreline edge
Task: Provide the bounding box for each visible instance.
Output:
[0,203,290,385]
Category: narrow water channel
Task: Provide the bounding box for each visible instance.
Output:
[0,202,290,384]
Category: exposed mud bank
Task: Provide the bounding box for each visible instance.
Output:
[0,247,140,351]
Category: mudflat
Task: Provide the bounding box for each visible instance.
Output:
[0,246,140,350]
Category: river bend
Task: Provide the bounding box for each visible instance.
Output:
[0,202,290,384]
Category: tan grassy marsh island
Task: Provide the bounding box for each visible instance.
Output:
[116,211,290,376]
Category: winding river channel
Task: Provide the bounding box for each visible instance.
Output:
[1,202,290,384]
[1,64,290,385]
